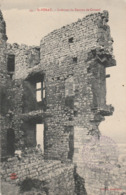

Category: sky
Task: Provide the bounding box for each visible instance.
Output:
[0,0,126,143]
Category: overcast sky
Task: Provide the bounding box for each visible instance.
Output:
[1,0,126,143]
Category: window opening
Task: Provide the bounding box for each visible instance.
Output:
[36,81,45,102]
[7,55,15,72]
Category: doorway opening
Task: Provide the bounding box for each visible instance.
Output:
[36,124,44,154]
[7,129,15,156]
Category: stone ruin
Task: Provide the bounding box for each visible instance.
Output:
[1,9,124,195]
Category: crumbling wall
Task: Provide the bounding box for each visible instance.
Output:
[81,166,126,195]
[1,9,117,195]
[1,10,116,162]
[1,43,42,155]
[1,156,75,195]
[38,11,116,163]
[0,10,10,157]
[40,11,113,67]
[6,43,40,80]
[0,10,8,84]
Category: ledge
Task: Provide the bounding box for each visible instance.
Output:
[20,110,52,121]
[96,53,116,68]
[86,48,116,68]
[91,104,114,116]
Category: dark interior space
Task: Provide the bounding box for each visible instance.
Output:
[7,128,15,156]
[64,126,74,160]
[7,55,15,72]
[23,121,36,148]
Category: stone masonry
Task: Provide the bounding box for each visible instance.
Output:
[0,9,123,195]
[1,155,75,195]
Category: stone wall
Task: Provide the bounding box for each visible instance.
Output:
[40,11,113,67]
[0,10,8,85]
[80,165,126,195]
[1,9,118,195]
[1,43,43,155]
[0,9,9,157]
[1,155,75,195]
[6,43,40,80]
[1,10,116,165]
[75,139,126,195]
[36,11,116,164]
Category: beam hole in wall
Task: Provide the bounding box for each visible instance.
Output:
[87,67,91,73]
[68,37,73,43]
[69,117,73,121]
[74,110,78,117]
[73,57,77,63]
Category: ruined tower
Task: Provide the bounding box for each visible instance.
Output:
[39,10,116,166]
[0,10,116,162]
[1,9,118,195]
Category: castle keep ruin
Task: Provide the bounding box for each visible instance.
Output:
[0,9,119,195]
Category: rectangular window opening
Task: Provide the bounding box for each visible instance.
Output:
[7,55,15,72]
[36,82,41,89]
[36,81,45,102]
[36,90,41,102]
